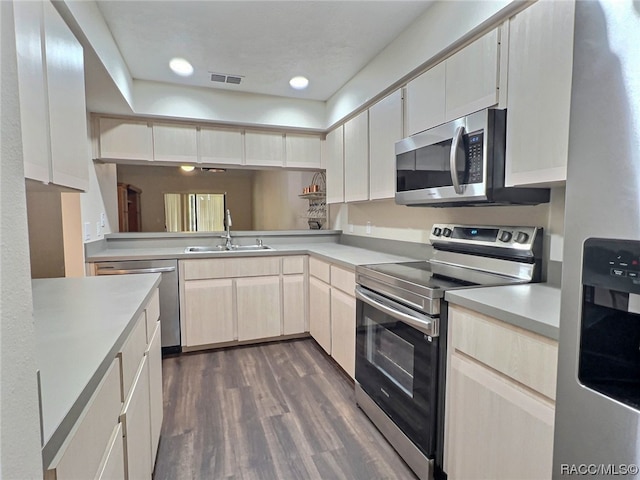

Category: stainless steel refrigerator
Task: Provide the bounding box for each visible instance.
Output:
[554,1,640,477]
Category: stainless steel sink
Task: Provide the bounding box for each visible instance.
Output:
[184,245,272,253]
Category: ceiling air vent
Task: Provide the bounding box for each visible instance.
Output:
[210,72,243,85]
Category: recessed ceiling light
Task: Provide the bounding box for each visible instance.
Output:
[180,165,195,172]
[170,58,194,77]
[289,76,309,90]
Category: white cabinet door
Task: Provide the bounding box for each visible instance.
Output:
[245,131,285,167]
[344,110,369,202]
[14,1,49,183]
[95,424,125,480]
[146,321,163,467]
[406,62,446,136]
[505,0,575,187]
[236,276,282,341]
[325,126,344,204]
[98,118,154,161]
[283,274,306,335]
[330,288,356,379]
[153,124,198,163]
[309,276,331,354]
[120,357,152,480]
[369,89,403,200]
[285,134,322,169]
[445,353,554,480]
[198,127,243,165]
[43,1,89,191]
[183,279,235,346]
[445,29,500,121]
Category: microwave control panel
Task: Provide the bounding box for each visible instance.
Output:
[467,133,484,184]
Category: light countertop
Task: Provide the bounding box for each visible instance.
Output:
[445,283,561,340]
[86,242,418,270]
[33,274,161,466]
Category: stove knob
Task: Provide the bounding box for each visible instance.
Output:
[499,231,513,243]
[432,227,442,236]
[443,228,452,238]
[515,231,530,244]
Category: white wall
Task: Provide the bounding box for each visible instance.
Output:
[332,187,566,258]
[326,0,521,126]
[80,162,118,243]
[0,1,46,476]
[252,170,316,230]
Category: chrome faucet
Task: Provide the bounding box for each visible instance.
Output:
[222,209,233,249]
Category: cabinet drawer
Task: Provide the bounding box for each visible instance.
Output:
[309,257,330,283]
[119,313,147,402]
[282,255,306,275]
[95,423,125,480]
[449,306,558,399]
[46,359,121,480]
[182,257,281,280]
[330,265,355,296]
[144,289,160,343]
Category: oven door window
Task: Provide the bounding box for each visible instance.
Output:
[365,316,415,397]
[356,297,439,456]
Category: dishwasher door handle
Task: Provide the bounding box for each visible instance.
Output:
[96,267,176,275]
[355,286,439,337]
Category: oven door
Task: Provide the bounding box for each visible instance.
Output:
[355,286,439,457]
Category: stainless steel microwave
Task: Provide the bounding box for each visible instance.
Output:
[395,109,549,207]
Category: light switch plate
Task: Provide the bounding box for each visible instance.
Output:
[366,222,372,234]
[100,212,106,227]
[83,222,91,241]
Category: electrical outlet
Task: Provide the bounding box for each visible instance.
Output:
[366,221,372,234]
[100,212,106,227]
[348,223,354,233]
[83,222,91,241]
[96,222,101,237]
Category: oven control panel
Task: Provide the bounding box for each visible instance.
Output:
[430,224,540,250]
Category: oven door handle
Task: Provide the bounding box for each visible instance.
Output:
[355,286,439,337]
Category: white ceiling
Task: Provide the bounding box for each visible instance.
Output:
[95,0,434,101]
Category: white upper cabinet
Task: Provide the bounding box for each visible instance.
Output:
[285,134,322,169]
[97,118,154,161]
[505,0,575,187]
[152,124,197,163]
[14,1,49,184]
[344,111,369,202]
[369,90,403,200]
[325,126,344,204]
[198,127,243,165]
[43,1,89,191]
[15,1,89,190]
[445,28,500,121]
[244,131,285,167]
[405,62,446,136]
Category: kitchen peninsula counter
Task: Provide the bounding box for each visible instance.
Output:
[33,274,161,467]
[445,283,561,340]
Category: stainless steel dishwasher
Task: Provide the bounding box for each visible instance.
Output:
[95,259,180,353]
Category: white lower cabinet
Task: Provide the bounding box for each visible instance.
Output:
[237,276,282,341]
[147,321,164,465]
[309,276,332,354]
[308,258,357,378]
[44,289,162,480]
[183,278,235,346]
[180,256,308,350]
[95,424,125,480]
[121,357,152,480]
[283,274,306,335]
[330,288,356,378]
[444,305,557,480]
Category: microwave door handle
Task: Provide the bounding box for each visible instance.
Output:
[450,125,465,194]
[355,286,438,337]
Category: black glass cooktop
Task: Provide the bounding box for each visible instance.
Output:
[359,261,471,290]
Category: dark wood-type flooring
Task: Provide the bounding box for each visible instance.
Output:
[154,338,417,479]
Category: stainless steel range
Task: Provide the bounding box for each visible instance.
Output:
[355,224,544,480]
